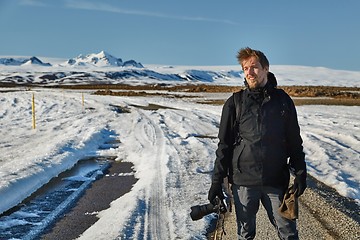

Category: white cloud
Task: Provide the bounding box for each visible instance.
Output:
[18,0,47,7]
[64,0,238,25]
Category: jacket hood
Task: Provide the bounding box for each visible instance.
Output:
[267,72,278,88]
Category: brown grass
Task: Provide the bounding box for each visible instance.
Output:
[89,84,359,106]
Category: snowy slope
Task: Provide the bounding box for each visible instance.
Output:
[0,87,359,239]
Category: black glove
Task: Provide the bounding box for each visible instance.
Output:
[293,170,307,197]
[208,183,224,204]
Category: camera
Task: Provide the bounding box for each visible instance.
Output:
[190,197,227,221]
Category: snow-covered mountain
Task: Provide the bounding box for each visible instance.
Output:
[23,57,52,66]
[63,51,143,68]
[0,51,143,68]
[0,56,51,66]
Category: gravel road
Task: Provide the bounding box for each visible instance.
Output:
[40,161,137,240]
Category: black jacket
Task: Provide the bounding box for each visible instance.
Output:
[212,73,306,189]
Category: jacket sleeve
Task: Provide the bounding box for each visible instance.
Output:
[211,96,236,184]
[285,96,306,175]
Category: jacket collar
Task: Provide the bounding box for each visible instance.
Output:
[244,71,278,91]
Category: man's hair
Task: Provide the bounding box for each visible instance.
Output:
[236,47,269,69]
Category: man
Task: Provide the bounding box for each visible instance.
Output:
[208,47,307,240]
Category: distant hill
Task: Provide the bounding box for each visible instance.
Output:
[0,56,51,66]
[0,51,143,68]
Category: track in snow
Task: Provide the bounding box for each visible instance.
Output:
[118,109,170,239]
[117,105,219,239]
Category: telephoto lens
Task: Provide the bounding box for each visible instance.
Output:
[190,203,217,221]
[190,197,228,221]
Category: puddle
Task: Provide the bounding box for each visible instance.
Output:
[129,103,176,111]
[109,104,131,113]
[98,140,121,150]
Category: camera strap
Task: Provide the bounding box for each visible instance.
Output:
[214,211,227,240]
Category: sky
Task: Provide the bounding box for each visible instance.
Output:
[0,0,360,71]
[0,72,359,238]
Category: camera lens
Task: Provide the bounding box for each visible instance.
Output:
[190,203,216,221]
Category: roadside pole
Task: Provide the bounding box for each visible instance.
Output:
[32,93,36,129]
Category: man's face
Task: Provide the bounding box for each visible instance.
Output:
[242,56,268,89]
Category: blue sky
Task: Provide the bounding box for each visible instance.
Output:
[0,0,359,71]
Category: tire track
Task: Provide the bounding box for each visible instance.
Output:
[119,109,171,239]
[118,106,219,239]
[156,109,219,238]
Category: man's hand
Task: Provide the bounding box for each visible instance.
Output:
[293,170,307,197]
[208,183,225,204]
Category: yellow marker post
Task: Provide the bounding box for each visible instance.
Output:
[32,93,36,129]
[82,92,85,111]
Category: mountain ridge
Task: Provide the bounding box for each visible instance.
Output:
[0,56,51,66]
[0,51,143,68]
[1,52,360,87]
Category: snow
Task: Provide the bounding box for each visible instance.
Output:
[0,63,359,239]
[64,51,124,67]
